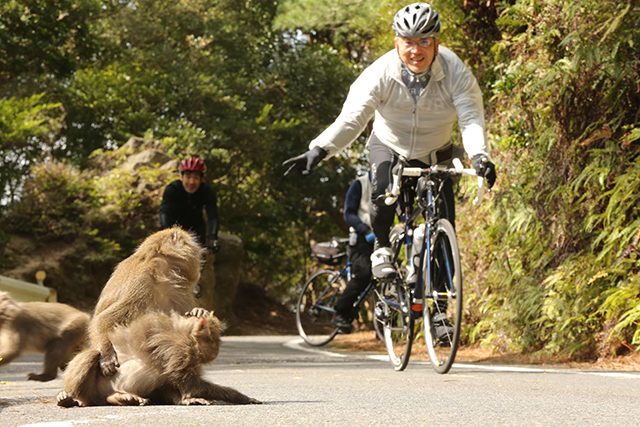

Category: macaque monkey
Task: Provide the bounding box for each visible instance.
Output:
[0,291,89,381]
[88,226,207,376]
[57,310,261,406]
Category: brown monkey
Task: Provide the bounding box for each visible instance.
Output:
[0,291,89,382]
[88,226,206,376]
[57,310,261,406]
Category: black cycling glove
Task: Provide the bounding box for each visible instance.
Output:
[282,147,328,176]
[472,154,496,189]
[208,237,220,254]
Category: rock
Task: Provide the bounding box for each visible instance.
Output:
[160,159,180,173]
[122,137,164,151]
[120,149,172,171]
[199,233,243,332]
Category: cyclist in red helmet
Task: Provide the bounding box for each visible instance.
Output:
[159,157,220,254]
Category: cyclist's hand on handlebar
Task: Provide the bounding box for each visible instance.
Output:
[282,146,327,176]
[208,238,220,254]
[472,154,496,189]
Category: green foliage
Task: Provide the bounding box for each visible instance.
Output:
[0,0,102,82]
[0,230,18,269]
[3,150,175,306]
[0,94,63,205]
[6,161,96,241]
[460,0,640,359]
[274,0,404,64]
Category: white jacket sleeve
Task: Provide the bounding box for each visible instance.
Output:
[308,65,382,158]
[449,56,490,160]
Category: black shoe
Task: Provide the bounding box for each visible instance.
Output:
[433,313,454,344]
[332,314,353,333]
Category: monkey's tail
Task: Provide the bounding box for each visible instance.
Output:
[62,348,113,406]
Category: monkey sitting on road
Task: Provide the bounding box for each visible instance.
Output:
[57,310,261,406]
[88,226,207,377]
[0,291,89,382]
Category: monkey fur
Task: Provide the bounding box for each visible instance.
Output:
[88,226,206,376]
[57,310,261,406]
[0,291,89,382]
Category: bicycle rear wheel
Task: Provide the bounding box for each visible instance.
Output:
[295,269,345,346]
[422,219,462,374]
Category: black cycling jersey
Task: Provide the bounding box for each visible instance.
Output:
[159,180,219,246]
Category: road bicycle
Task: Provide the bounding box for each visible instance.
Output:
[295,238,383,346]
[374,157,486,373]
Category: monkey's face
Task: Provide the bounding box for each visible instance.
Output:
[192,314,224,363]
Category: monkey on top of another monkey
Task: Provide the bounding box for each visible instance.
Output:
[57,309,259,406]
[57,226,261,406]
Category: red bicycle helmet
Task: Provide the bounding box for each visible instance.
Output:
[179,157,206,173]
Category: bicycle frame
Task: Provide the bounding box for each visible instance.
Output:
[311,262,351,314]
[387,159,484,310]
[310,261,379,315]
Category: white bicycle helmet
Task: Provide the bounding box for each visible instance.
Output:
[392,3,441,39]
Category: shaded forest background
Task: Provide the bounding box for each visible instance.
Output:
[1,0,639,361]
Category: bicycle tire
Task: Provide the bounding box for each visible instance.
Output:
[380,225,414,371]
[295,269,345,346]
[372,289,385,341]
[422,218,462,374]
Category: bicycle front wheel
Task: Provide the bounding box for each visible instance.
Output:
[422,219,462,374]
[380,280,414,371]
[295,269,345,346]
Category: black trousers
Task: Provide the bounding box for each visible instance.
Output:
[368,137,455,248]
[334,234,374,317]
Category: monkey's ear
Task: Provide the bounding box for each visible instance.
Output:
[172,230,179,245]
[198,317,207,331]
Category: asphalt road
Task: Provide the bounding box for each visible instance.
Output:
[2,335,640,427]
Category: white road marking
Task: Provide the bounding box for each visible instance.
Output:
[284,338,347,358]
[285,338,640,378]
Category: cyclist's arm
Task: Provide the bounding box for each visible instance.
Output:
[204,185,219,240]
[344,180,370,235]
[446,50,491,161]
[309,61,384,158]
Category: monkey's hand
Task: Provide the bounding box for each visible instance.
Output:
[186,307,210,318]
[99,347,120,376]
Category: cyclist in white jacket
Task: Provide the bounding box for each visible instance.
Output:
[284,3,496,284]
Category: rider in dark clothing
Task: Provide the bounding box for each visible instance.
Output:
[159,157,220,252]
[332,173,375,332]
